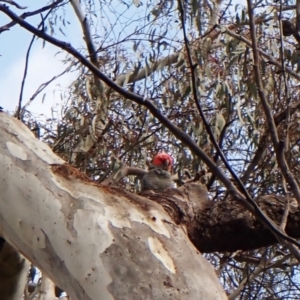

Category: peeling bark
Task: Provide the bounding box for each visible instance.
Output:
[0,113,226,299]
[189,195,300,253]
[1,113,297,299]
[144,181,300,254]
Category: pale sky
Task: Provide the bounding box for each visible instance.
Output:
[0,0,249,118]
[0,0,147,118]
[0,1,82,117]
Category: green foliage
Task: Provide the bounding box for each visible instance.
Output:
[18,0,300,299]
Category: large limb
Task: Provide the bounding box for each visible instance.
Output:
[0,113,226,300]
[0,2,299,259]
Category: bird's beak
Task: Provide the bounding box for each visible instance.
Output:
[166,161,172,172]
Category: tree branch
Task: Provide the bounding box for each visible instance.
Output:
[1,4,299,250]
[0,113,227,300]
[225,28,300,81]
[0,0,65,33]
[247,0,300,206]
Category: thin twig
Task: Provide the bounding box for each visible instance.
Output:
[70,0,103,95]
[101,167,147,186]
[225,28,300,81]
[247,0,300,205]
[0,0,26,9]
[2,4,300,248]
[278,0,291,157]
[241,98,300,183]
[15,34,35,120]
[15,5,66,119]
[0,0,65,33]
[179,0,299,248]
[280,196,290,231]
[247,0,300,261]
[19,64,74,117]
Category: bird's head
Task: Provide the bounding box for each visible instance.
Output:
[152,152,173,172]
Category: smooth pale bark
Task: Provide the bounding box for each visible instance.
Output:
[39,276,56,300]
[0,113,227,300]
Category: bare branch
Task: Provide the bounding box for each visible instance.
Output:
[208,0,223,28]
[247,0,300,206]
[229,261,266,300]
[225,28,300,81]
[20,64,74,117]
[114,15,274,86]
[101,167,147,186]
[0,0,65,33]
[1,4,300,249]
[70,0,98,67]
[115,53,179,86]
[241,98,300,183]
[15,34,35,120]
[0,0,26,9]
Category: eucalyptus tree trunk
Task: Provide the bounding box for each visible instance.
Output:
[0,113,226,299]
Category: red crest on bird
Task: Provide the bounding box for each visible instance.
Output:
[152,152,173,172]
